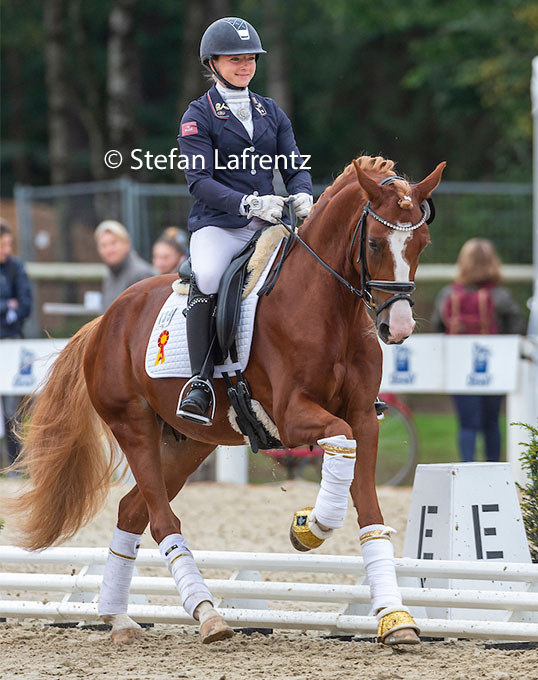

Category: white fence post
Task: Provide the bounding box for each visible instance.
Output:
[215,445,249,484]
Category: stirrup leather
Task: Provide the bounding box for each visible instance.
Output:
[176,376,216,426]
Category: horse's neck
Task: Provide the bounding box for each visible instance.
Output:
[271,188,367,338]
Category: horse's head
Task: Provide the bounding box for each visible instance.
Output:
[352,160,446,344]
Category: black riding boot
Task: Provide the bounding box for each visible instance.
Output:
[177,278,217,425]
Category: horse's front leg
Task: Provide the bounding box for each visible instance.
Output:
[350,408,420,646]
[275,395,358,553]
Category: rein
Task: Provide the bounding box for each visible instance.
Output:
[269,176,432,315]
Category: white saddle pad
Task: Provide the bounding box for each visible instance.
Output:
[145,241,282,379]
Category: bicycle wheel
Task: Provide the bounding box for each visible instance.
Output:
[376,403,419,486]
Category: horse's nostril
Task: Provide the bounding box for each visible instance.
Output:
[378,322,390,343]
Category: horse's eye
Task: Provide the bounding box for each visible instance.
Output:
[369,239,380,251]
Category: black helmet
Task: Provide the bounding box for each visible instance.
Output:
[200,17,266,64]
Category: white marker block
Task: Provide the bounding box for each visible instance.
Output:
[402,463,535,622]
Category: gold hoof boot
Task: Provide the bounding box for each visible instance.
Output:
[289,507,330,552]
[377,607,421,646]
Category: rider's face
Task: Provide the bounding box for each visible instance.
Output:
[213,54,256,88]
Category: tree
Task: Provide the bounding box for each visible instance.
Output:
[43,0,72,185]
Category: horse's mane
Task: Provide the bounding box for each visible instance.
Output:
[312,155,411,213]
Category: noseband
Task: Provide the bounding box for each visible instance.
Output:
[275,175,434,316]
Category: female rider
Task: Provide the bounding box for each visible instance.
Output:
[177,17,313,425]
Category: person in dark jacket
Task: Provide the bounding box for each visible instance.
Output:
[95,220,155,311]
[0,219,32,466]
[176,17,313,425]
[431,238,527,462]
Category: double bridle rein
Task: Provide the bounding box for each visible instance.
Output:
[274,175,434,316]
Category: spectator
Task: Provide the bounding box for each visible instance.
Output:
[0,219,32,466]
[431,238,526,463]
[95,220,154,310]
[152,236,188,275]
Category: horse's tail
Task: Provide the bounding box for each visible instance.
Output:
[5,317,119,550]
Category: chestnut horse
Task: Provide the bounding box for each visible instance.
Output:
[8,155,445,645]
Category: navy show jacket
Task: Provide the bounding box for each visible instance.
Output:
[178,84,312,232]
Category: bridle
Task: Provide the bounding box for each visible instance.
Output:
[274,175,435,316]
[348,176,434,314]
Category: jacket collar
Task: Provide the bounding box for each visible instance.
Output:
[207,85,269,144]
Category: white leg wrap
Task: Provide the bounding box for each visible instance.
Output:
[98,526,142,617]
[360,524,402,613]
[159,533,213,619]
[312,435,356,529]
[195,600,219,625]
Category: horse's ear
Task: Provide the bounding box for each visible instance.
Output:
[413,162,447,201]
[353,160,384,203]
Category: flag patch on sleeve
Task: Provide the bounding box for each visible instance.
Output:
[181,121,198,137]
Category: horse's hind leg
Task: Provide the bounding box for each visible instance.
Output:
[99,426,231,644]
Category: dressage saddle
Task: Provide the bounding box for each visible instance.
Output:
[179,228,284,452]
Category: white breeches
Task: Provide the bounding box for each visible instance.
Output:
[190,219,265,295]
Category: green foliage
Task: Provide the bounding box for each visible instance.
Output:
[0,0,535,190]
[514,422,538,563]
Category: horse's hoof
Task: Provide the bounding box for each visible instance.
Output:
[111,627,144,645]
[383,627,421,646]
[200,615,234,644]
[101,614,143,645]
[377,608,421,646]
[289,507,324,552]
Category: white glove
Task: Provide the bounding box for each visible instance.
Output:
[6,309,18,325]
[243,194,285,224]
[289,192,313,220]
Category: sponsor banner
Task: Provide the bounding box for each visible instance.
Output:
[0,335,522,396]
[380,335,445,393]
[0,339,69,396]
[380,335,520,394]
[444,335,520,394]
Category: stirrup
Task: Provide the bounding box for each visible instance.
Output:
[176,376,216,426]
[375,397,388,421]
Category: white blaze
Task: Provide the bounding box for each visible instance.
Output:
[386,229,415,341]
[388,229,413,280]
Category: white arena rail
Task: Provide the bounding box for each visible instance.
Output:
[1,547,537,641]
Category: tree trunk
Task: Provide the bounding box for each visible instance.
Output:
[5,49,29,183]
[107,0,138,175]
[43,0,71,185]
[263,1,291,114]
[68,0,108,181]
[178,0,231,116]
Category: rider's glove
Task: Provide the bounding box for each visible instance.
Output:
[243,194,285,224]
[288,192,313,220]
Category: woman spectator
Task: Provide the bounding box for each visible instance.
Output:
[431,238,526,462]
[152,236,187,275]
[95,220,154,310]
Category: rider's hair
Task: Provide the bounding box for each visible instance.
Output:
[456,238,502,287]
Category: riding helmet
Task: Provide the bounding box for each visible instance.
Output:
[199,17,266,64]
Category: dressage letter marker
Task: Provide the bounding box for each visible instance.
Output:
[402,463,533,622]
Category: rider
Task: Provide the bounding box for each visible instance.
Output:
[177,17,313,425]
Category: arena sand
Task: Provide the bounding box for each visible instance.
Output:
[1,477,536,680]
